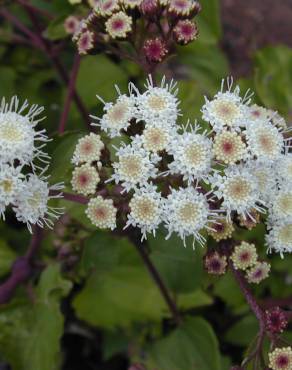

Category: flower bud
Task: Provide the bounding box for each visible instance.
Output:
[140,0,159,17]
[64,16,80,35]
[204,251,227,275]
[173,20,198,45]
[266,307,288,334]
[143,38,168,63]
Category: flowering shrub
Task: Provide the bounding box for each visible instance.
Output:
[0,1,292,370]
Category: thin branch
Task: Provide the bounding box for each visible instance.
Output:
[129,231,182,325]
[0,226,43,305]
[16,0,54,19]
[6,2,92,131]
[59,53,81,134]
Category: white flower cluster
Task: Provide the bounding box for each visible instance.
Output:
[0,97,63,232]
[73,76,292,254]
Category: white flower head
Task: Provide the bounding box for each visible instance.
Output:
[245,121,284,161]
[109,143,158,192]
[72,133,104,165]
[266,218,292,256]
[0,96,49,166]
[211,165,265,220]
[134,76,180,126]
[13,174,63,233]
[125,183,163,240]
[245,104,271,124]
[276,153,292,184]
[166,124,213,184]
[201,78,250,133]
[92,86,137,138]
[0,163,25,206]
[86,196,117,229]
[133,121,176,153]
[269,185,292,221]
[163,186,219,247]
[246,160,277,204]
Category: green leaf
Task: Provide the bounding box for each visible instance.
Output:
[197,0,222,43]
[76,55,128,109]
[149,234,203,294]
[0,264,72,370]
[225,315,258,347]
[45,16,68,41]
[0,66,16,98]
[146,316,221,370]
[0,239,17,277]
[48,131,84,184]
[213,272,245,308]
[73,234,167,328]
[177,290,213,309]
[253,46,292,116]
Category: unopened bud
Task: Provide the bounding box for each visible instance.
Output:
[173,20,198,45]
[143,38,168,63]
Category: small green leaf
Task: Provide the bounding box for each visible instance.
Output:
[225,315,258,347]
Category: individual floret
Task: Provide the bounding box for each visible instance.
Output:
[71,163,100,195]
[86,196,117,229]
[230,241,258,271]
[72,133,104,165]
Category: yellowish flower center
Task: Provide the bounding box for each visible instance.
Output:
[0,124,23,142]
[225,178,251,202]
[184,143,206,166]
[212,99,240,125]
[147,95,166,111]
[0,179,13,193]
[178,203,199,225]
[107,102,128,124]
[279,224,292,244]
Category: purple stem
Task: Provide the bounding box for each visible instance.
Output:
[58,53,81,134]
[0,226,43,305]
[2,4,92,131]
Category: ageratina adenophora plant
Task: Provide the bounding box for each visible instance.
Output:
[70,76,292,368]
[1,0,292,369]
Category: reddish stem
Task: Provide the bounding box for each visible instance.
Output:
[58,53,81,134]
[0,226,43,305]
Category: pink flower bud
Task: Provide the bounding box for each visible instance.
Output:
[173,20,198,45]
[143,38,168,63]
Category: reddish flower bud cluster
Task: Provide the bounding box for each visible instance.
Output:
[67,0,201,66]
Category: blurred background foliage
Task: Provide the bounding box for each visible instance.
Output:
[0,0,292,369]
